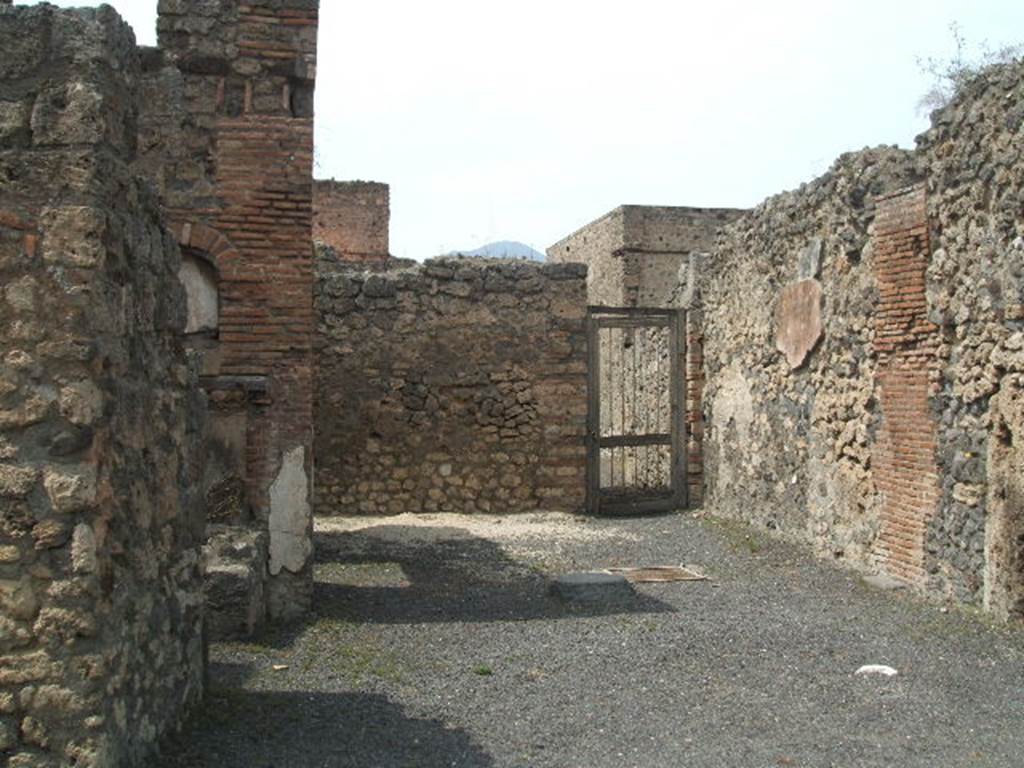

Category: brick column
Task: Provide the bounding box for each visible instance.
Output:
[148,0,320,620]
[870,185,941,584]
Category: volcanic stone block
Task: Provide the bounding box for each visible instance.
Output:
[203,525,268,640]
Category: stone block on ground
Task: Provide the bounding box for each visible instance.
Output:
[550,572,636,604]
[203,525,268,640]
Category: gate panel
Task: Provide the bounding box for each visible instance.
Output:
[586,307,687,515]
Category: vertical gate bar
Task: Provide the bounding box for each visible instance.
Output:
[604,327,611,488]
[678,310,689,509]
[586,313,600,514]
[629,327,636,489]
[668,309,682,510]
[640,329,647,486]
[682,310,690,509]
[602,327,610,489]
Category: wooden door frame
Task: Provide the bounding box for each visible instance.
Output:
[585,306,688,515]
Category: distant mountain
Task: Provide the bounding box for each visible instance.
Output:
[449,241,545,262]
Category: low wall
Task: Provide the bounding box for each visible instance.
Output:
[315,258,588,515]
[0,6,205,765]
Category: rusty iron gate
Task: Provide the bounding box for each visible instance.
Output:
[586,307,687,515]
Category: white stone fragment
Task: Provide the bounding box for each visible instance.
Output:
[855,664,898,677]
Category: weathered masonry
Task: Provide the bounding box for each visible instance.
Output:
[313,179,390,263]
[138,0,320,624]
[1,0,323,764]
[0,7,205,765]
[548,205,746,505]
[547,205,745,308]
[699,60,1024,617]
[314,257,589,516]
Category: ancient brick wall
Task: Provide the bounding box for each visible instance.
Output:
[870,185,941,584]
[621,206,746,307]
[0,6,205,764]
[313,180,389,262]
[547,208,628,306]
[139,0,319,620]
[314,258,588,516]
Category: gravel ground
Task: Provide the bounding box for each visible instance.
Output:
[158,511,1024,768]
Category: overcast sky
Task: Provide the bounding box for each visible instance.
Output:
[45,0,1024,259]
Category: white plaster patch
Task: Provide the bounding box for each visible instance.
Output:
[268,446,312,576]
[712,364,755,446]
[178,256,219,334]
[711,364,756,493]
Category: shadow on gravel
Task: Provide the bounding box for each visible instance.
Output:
[158,672,494,767]
[310,524,675,625]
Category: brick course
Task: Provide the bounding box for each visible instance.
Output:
[870,185,941,583]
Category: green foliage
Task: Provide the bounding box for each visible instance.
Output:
[916,22,1023,114]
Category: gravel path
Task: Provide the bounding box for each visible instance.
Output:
[158,512,1024,768]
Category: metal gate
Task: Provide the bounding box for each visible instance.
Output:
[586,307,687,515]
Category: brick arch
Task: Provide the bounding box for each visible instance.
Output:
[169,220,239,270]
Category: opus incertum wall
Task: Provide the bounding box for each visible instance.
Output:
[701,60,1024,618]
[0,6,205,764]
[314,258,589,517]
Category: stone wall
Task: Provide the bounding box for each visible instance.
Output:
[701,58,1024,617]
[0,6,205,765]
[919,60,1024,614]
[548,208,627,306]
[315,258,588,516]
[313,180,389,262]
[547,205,745,307]
[139,0,320,621]
[701,147,921,566]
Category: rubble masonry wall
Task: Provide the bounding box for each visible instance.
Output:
[0,6,205,765]
[314,258,588,516]
[701,60,1024,615]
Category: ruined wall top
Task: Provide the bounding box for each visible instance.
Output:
[313,179,390,262]
[548,205,746,308]
[154,0,318,118]
[548,205,746,260]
